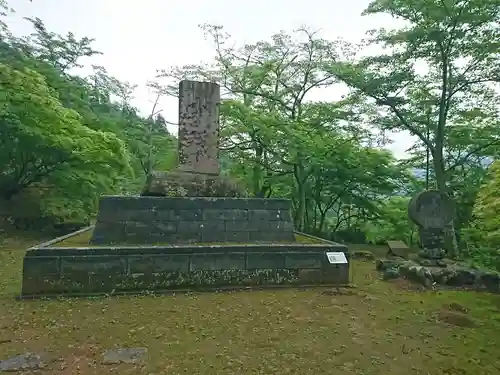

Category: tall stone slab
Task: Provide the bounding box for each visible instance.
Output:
[142,80,238,197]
[177,80,220,176]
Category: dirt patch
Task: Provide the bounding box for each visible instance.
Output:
[319,288,357,296]
[437,310,476,328]
[447,302,469,314]
[387,277,428,291]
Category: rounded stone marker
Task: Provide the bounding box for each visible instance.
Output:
[408,190,455,229]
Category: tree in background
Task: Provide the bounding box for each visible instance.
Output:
[1,0,499,270]
[464,161,500,270]
[330,0,500,256]
[0,14,176,231]
[156,25,409,233]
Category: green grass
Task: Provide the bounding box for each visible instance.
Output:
[49,229,324,247]
[1,237,500,374]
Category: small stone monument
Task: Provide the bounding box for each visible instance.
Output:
[408,190,456,267]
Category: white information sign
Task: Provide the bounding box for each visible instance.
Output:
[326,252,348,264]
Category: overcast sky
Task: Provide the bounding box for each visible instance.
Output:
[5,0,415,158]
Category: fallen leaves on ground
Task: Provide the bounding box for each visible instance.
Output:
[0,240,499,374]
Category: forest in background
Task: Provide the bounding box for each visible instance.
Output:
[1,0,500,270]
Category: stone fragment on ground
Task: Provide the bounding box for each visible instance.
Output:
[386,240,414,259]
[0,352,46,372]
[102,347,147,365]
[375,258,500,291]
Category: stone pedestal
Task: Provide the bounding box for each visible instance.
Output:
[417,248,447,267]
[90,196,295,245]
[419,227,445,249]
[142,170,245,198]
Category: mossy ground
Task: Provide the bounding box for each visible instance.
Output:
[1,238,499,374]
[49,229,323,247]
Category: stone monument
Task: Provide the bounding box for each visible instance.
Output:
[377,190,500,291]
[177,80,220,175]
[20,79,350,298]
[408,190,456,267]
[142,80,241,198]
[90,80,292,245]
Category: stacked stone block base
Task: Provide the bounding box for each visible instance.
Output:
[21,239,349,298]
[91,196,295,245]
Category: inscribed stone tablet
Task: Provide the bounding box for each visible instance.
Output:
[408,190,455,229]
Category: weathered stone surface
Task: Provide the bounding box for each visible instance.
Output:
[419,248,445,259]
[376,256,500,291]
[285,253,323,269]
[142,80,244,197]
[387,240,412,259]
[375,259,400,271]
[418,227,446,250]
[481,272,500,292]
[408,190,455,229]
[91,196,296,245]
[190,253,246,270]
[177,80,220,175]
[20,78,352,298]
[0,353,46,372]
[102,347,147,365]
[247,253,285,269]
[382,267,401,280]
[417,258,447,267]
[152,255,190,272]
[21,241,349,297]
[407,190,457,267]
[143,170,245,198]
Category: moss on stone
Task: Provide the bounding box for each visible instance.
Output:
[142,170,247,198]
[50,230,328,247]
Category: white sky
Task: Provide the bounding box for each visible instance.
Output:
[5,0,415,158]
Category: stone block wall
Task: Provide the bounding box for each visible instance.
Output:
[91,196,295,245]
[21,244,350,297]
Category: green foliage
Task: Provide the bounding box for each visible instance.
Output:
[0,14,176,228]
[0,61,131,220]
[156,25,409,235]
[0,0,499,260]
[328,0,500,255]
[364,196,417,245]
[464,161,500,270]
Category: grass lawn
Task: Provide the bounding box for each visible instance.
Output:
[0,237,499,374]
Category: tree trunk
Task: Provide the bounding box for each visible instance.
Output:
[318,211,327,234]
[293,162,306,231]
[433,152,459,258]
[252,144,263,197]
